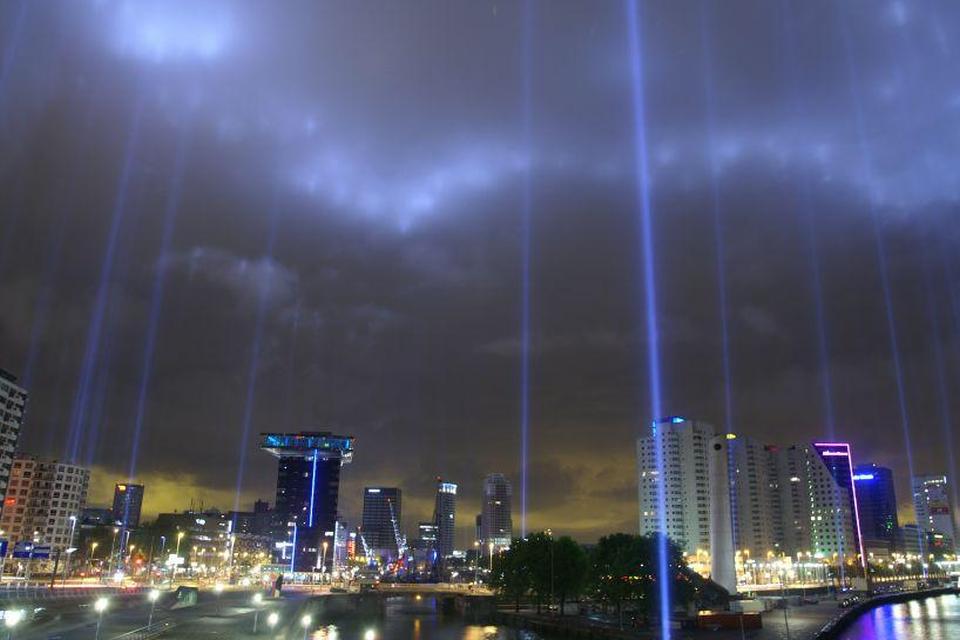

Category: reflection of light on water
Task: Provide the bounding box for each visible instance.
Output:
[413,618,420,640]
[461,625,507,640]
[310,625,339,639]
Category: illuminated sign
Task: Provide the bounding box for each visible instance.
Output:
[853,474,875,481]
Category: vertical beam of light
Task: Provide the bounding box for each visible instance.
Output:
[308,450,318,528]
[939,242,960,514]
[924,252,959,523]
[0,0,27,107]
[126,125,192,485]
[624,2,669,636]
[65,95,144,462]
[836,6,922,559]
[778,0,836,440]
[518,0,534,538]
[778,0,847,581]
[698,3,735,440]
[289,524,298,574]
[232,202,281,513]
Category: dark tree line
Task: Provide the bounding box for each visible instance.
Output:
[491,531,695,627]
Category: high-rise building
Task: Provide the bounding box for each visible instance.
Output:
[637,417,715,555]
[912,474,956,552]
[112,483,144,529]
[480,473,512,551]
[361,487,402,559]
[259,432,354,571]
[728,436,781,557]
[0,370,27,511]
[433,478,457,558]
[776,443,863,565]
[853,464,899,554]
[0,455,89,554]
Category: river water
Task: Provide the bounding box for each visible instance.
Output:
[305,596,557,640]
[840,594,960,640]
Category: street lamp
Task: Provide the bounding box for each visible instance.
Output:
[213,582,224,614]
[5,608,23,639]
[251,592,264,633]
[267,611,279,631]
[489,541,494,573]
[301,614,312,640]
[473,541,480,584]
[63,516,77,583]
[147,589,160,627]
[94,597,109,640]
[321,541,329,577]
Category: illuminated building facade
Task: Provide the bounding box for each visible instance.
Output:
[728,436,781,557]
[853,464,899,553]
[112,483,144,529]
[480,473,512,551]
[637,417,715,555]
[0,455,89,554]
[0,370,27,513]
[361,487,401,559]
[776,443,863,565]
[433,478,457,559]
[260,431,353,572]
[912,474,956,553]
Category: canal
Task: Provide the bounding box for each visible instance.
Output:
[839,594,960,639]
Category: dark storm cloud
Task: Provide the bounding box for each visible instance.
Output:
[1,0,959,542]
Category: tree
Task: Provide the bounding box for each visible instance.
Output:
[588,533,694,629]
[524,532,553,613]
[491,537,531,612]
[552,536,587,615]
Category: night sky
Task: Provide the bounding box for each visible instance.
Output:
[1,0,959,545]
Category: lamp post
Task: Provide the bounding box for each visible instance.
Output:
[147,589,160,627]
[301,614,312,640]
[62,516,77,583]
[214,582,224,614]
[267,611,279,632]
[156,535,166,586]
[94,597,109,640]
[779,571,791,640]
[489,541,494,574]
[473,541,480,585]
[251,593,263,633]
[174,532,185,581]
[4,608,23,640]
[0,528,6,584]
[106,528,119,581]
[321,541,329,580]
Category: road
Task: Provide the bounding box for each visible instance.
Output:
[10,589,310,640]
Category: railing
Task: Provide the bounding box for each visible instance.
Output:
[110,620,177,640]
[0,584,144,601]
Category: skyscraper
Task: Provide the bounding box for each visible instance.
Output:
[853,464,899,553]
[912,474,956,552]
[728,436,781,557]
[361,487,401,559]
[637,417,715,555]
[480,473,512,551]
[0,455,89,555]
[0,370,27,513]
[433,478,457,558]
[259,432,354,571]
[112,483,144,529]
[776,443,863,565]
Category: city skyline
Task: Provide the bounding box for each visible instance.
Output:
[0,1,959,545]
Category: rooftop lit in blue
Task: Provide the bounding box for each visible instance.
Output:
[259,431,354,463]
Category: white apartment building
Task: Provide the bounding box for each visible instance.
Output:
[0,455,90,553]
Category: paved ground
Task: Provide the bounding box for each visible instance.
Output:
[11,589,305,640]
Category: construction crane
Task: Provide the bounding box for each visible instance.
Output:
[388,499,407,560]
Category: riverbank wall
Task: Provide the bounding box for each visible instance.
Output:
[813,587,959,640]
